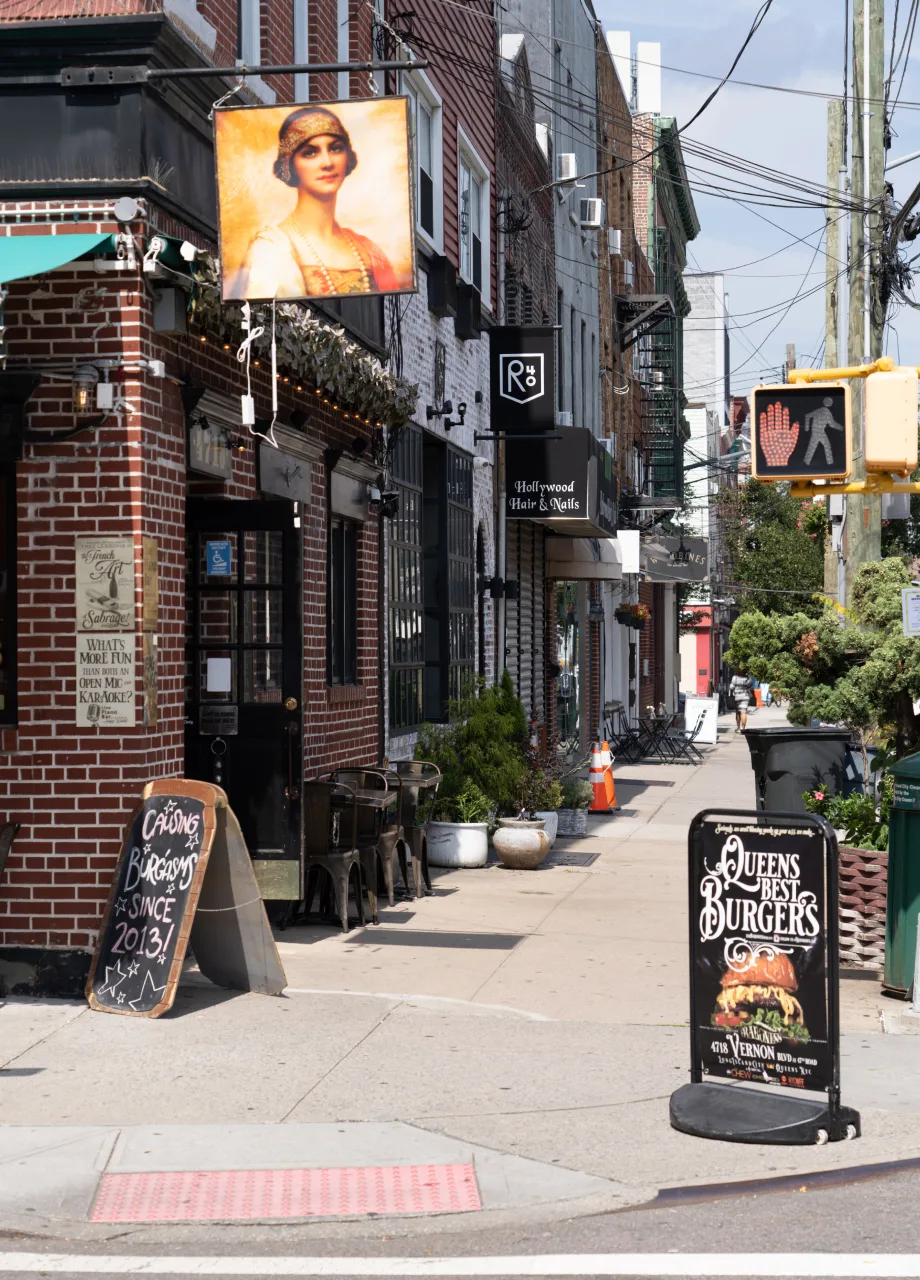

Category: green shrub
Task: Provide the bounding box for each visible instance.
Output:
[803,777,892,852]
[416,671,528,815]
[433,779,493,824]
[560,778,594,810]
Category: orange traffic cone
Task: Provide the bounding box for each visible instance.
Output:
[600,740,617,809]
[589,741,612,813]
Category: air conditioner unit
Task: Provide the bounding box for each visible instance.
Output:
[556,411,573,427]
[557,153,578,182]
[624,259,635,289]
[579,198,604,229]
[608,228,622,256]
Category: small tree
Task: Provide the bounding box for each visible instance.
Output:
[717,479,828,617]
[416,671,529,814]
[727,558,920,757]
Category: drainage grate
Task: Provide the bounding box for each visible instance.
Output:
[544,848,601,868]
[90,1164,481,1223]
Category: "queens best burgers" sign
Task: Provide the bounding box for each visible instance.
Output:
[691,817,831,1093]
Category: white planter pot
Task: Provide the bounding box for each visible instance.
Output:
[492,818,550,870]
[534,811,558,847]
[556,808,588,837]
[427,821,489,868]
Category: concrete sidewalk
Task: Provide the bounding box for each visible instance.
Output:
[1,707,917,1241]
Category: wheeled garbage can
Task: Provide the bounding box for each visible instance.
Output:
[742,726,850,813]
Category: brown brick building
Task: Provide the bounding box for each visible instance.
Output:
[0,1,421,990]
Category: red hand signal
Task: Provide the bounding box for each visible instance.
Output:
[759,401,799,466]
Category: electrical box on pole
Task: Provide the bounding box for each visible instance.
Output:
[864,368,919,473]
[751,384,851,481]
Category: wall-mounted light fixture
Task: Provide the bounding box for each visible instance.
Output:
[72,365,99,417]
[426,399,467,431]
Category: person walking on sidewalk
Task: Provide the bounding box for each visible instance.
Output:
[730,670,753,731]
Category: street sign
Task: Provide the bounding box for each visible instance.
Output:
[670,809,860,1145]
[751,383,851,481]
[902,587,920,637]
[490,326,556,435]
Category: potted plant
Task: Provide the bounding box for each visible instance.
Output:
[614,602,632,625]
[518,768,564,847]
[629,603,650,630]
[804,781,890,970]
[427,779,494,868]
[556,777,594,836]
[417,672,530,867]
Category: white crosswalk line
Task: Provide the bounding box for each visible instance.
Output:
[2,1255,920,1277]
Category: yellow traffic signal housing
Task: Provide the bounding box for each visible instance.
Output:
[864,368,919,474]
[750,383,851,482]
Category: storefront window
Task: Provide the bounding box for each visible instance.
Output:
[0,466,14,723]
[389,425,424,731]
[328,517,357,685]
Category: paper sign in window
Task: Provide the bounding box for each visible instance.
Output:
[206,657,233,693]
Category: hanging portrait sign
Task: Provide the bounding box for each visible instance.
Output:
[215,98,417,302]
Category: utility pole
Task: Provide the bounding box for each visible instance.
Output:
[826,98,845,598]
[844,0,884,604]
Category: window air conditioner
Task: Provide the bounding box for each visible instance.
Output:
[624,259,635,289]
[579,198,604,230]
[556,411,573,427]
[608,228,622,256]
[557,153,578,182]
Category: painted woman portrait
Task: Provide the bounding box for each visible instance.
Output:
[218,100,415,302]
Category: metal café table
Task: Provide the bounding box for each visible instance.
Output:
[637,714,677,763]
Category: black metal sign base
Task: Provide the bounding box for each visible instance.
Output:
[670,1081,860,1146]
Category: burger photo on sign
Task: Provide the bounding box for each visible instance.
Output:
[712,946,810,1043]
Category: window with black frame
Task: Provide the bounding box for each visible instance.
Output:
[328,517,358,685]
[0,467,14,723]
[388,425,424,731]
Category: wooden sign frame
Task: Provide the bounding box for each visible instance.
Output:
[86,779,286,1018]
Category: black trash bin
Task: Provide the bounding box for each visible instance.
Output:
[742,726,851,812]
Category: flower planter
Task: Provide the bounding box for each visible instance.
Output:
[839,843,888,971]
[630,618,646,630]
[427,821,489,868]
[492,818,550,870]
[614,611,631,626]
[556,807,588,837]
[534,810,559,847]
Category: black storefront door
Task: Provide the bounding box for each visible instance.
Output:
[185,500,303,901]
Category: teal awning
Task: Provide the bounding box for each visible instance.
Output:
[0,233,114,284]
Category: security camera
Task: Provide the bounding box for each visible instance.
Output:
[457,401,467,416]
[179,241,199,263]
[473,456,490,470]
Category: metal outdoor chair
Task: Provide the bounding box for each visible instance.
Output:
[667,711,707,764]
[300,781,366,933]
[327,768,411,922]
[606,709,644,764]
[391,760,442,897]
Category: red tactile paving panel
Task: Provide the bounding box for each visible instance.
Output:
[91,1163,481,1222]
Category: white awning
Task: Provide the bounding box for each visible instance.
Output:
[545,537,622,580]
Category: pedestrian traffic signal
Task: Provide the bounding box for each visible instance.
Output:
[750,383,851,481]
[864,368,919,474]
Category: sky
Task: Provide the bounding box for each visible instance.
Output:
[592,0,920,401]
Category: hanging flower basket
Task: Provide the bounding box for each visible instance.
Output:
[614,607,631,625]
[628,603,650,630]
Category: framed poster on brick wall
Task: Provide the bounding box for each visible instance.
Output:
[76,634,137,727]
[75,537,135,632]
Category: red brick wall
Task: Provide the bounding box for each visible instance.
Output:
[0,207,382,952]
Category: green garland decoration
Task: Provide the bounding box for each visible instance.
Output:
[189,256,419,427]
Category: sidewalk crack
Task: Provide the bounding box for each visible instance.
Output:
[277,1000,401,1121]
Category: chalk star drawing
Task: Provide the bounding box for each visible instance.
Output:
[128,968,167,1012]
[186,835,198,851]
[143,844,152,856]
[97,960,127,998]
[114,897,128,916]
[127,960,140,977]
[116,992,126,1005]
[164,800,176,814]
[166,883,176,895]
[156,953,168,965]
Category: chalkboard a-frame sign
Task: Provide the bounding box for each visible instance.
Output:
[670,809,861,1146]
[86,779,285,1017]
